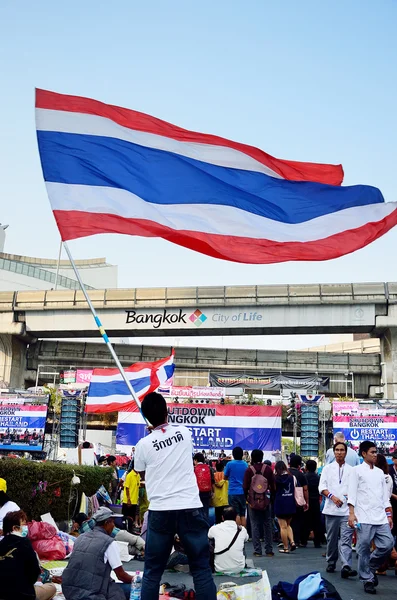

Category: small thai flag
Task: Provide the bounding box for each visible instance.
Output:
[86,352,175,413]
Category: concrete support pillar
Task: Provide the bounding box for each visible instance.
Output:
[0,334,12,386]
[0,334,28,389]
[380,328,397,400]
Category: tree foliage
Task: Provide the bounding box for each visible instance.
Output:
[0,459,113,522]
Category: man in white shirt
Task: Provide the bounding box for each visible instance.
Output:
[325,432,360,467]
[348,440,394,595]
[319,441,356,578]
[134,392,217,600]
[208,506,249,574]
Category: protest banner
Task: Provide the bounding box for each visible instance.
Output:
[116,404,281,460]
[333,413,397,453]
[0,404,48,452]
[159,386,226,399]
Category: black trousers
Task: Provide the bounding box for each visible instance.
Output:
[291,506,305,545]
[301,502,323,547]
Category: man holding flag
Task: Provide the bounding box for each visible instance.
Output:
[134,391,216,600]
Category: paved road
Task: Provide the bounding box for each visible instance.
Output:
[125,542,396,599]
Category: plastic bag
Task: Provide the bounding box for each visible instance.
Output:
[28,520,58,541]
[32,537,66,561]
[219,572,271,600]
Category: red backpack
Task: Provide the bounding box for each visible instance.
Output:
[194,463,212,492]
[247,464,270,510]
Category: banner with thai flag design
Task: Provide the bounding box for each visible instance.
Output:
[86,352,174,413]
[117,404,282,460]
[333,414,397,451]
[35,89,397,264]
[298,394,325,403]
[0,404,47,452]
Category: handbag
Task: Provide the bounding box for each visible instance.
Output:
[209,524,241,572]
[293,476,306,507]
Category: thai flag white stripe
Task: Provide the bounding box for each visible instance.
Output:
[47,182,397,243]
[90,368,151,384]
[87,391,151,406]
[36,109,282,178]
[118,412,280,428]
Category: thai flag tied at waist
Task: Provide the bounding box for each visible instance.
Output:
[35,89,397,264]
[86,352,175,413]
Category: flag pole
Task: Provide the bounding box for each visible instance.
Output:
[63,242,149,425]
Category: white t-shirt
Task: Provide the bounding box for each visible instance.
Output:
[134,424,202,511]
[0,501,20,530]
[104,540,122,569]
[208,521,249,574]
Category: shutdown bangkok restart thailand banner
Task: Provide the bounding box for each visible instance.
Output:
[0,404,48,452]
[117,404,281,459]
[333,404,397,453]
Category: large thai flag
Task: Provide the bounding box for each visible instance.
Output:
[35,89,397,264]
[86,352,174,413]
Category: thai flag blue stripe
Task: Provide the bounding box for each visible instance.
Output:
[88,376,150,398]
[36,131,384,224]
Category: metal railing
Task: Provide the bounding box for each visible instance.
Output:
[0,281,395,312]
[0,257,95,292]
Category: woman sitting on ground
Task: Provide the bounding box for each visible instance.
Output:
[0,510,57,600]
[274,461,297,553]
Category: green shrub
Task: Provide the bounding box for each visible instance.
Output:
[0,459,113,522]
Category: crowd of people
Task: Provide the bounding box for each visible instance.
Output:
[0,392,397,599]
[0,428,45,445]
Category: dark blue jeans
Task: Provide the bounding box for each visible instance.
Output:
[117,583,131,599]
[141,508,217,600]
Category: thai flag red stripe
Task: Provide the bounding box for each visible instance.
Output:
[36,89,343,185]
[53,209,397,264]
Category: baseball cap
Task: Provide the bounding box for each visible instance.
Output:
[93,507,119,523]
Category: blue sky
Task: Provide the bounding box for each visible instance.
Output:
[1,0,396,349]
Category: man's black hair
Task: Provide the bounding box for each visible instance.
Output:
[251,449,264,464]
[263,460,272,466]
[216,461,224,472]
[333,441,348,453]
[107,455,116,464]
[232,446,243,460]
[0,491,10,508]
[141,392,168,427]
[290,454,303,468]
[305,459,317,473]
[73,512,88,526]
[222,506,237,522]
[359,440,377,456]
[193,452,205,463]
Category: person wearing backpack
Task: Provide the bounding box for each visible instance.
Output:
[243,449,275,557]
[194,453,214,522]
